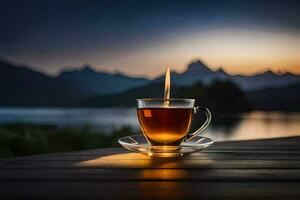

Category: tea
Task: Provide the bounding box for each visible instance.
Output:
[137,107,193,145]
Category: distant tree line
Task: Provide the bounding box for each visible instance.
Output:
[82,79,253,113]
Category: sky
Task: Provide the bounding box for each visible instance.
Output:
[0,0,300,78]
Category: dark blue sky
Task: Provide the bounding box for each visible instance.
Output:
[0,0,300,77]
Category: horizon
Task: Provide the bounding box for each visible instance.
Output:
[2,57,300,80]
[1,0,300,78]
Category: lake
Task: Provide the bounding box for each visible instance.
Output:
[0,107,300,142]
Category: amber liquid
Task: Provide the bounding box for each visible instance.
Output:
[137,107,193,146]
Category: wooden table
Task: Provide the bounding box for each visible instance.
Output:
[1,137,300,199]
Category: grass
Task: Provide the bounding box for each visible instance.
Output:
[0,124,137,158]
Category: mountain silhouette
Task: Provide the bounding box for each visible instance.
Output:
[155,60,300,91]
[184,60,212,75]
[58,65,149,95]
[0,58,299,109]
[0,60,88,106]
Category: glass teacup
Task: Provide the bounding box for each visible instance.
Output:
[137,98,211,150]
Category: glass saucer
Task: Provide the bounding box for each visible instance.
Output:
[118,134,213,157]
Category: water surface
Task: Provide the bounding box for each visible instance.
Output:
[0,108,299,141]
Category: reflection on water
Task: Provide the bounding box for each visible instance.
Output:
[0,107,139,132]
[205,111,300,141]
[0,108,300,141]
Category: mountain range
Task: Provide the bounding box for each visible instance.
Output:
[58,65,148,95]
[0,60,88,106]
[0,58,299,109]
[155,60,300,91]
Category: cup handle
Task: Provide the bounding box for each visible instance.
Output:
[186,106,212,141]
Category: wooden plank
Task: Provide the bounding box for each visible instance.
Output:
[0,136,299,163]
[3,150,300,161]
[1,169,300,181]
[2,153,300,169]
[1,181,300,199]
[213,136,300,148]
[1,137,300,199]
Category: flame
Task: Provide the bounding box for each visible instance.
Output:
[164,67,170,107]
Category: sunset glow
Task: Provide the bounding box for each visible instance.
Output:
[0,1,300,78]
[102,29,300,77]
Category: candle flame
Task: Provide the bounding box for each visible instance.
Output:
[164,67,170,107]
